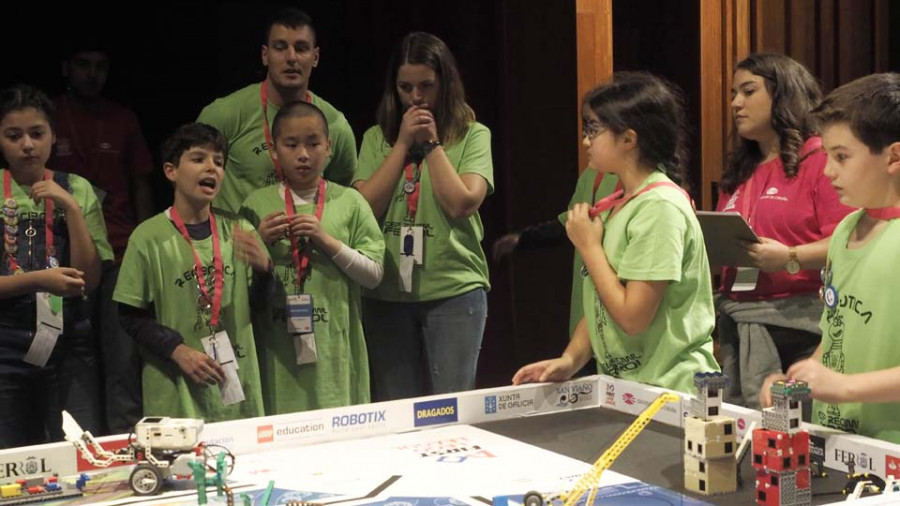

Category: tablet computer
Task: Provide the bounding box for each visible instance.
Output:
[696,211,760,267]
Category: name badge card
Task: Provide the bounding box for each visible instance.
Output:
[287,294,314,334]
[400,225,424,264]
[293,333,318,365]
[24,292,64,367]
[201,331,245,405]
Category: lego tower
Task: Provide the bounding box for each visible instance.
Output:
[752,380,811,506]
[684,372,737,495]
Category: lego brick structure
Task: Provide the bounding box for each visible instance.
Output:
[752,380,811,506]
[684,372,737,496]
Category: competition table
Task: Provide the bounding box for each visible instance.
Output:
[1,375,898,505]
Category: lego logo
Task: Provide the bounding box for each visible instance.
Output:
[257,425,274,443]
[622,393,636,405]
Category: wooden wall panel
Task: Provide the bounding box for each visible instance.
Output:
[787,0,816,71]
[576,0,614,174]
[818,0,836,91]
[699,0,890,208]
[752,0,786,53]
[837,0,873,84]
[700,0,724,210]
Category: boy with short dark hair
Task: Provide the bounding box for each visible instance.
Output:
[761,73,900,443]
[114,123,272,421]
[240,101,383,414]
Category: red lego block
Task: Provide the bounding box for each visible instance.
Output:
[755,471,782,506]
[791,431,810,468]
[753,428,792,453]
[796,468,811,489]
[753,448,796,472]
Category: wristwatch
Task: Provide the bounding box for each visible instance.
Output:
[422,139,442,157]
[785,247,800,274]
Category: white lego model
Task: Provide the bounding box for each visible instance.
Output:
[61,411,217,496]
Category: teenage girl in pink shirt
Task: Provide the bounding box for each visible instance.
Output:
[716,53,854,409]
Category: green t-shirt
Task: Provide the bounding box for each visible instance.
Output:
[0,169,113,264]
[354,123,494,302]
[113,211,265,422]
[583,171,718,393]
[240,182,384,414]
[197,83,358,214]
[812,210,900,443]
[558,170,620,337]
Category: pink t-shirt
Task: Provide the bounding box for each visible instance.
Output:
[717,137,854,300]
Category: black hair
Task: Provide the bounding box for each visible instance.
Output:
[264,7,316,45]
[161,123,227,166]
[272,100,329,141]
[0,84,56,131]
[583,71,690,187]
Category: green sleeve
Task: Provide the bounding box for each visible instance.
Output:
[72,175,114,261]
[457,123,494,193]
[615,198,687,283]
[114,234,152,309]
[324,116,358,186]
[237,217,269,284]
[197,99,236,141]
[348,191,386,263]
[560,169,597,225]
[238,194,263,229]
[354,126,386,184]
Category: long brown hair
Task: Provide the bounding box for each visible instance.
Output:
[376,32,474,146]
[721,53,822,194]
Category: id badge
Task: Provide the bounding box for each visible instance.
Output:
[399,225,424,264]
[287,294,314,334]
[201,331,245,405]
[292,333,318,365]
[24,292,64,366]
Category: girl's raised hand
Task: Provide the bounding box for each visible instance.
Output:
[566,203,604,252]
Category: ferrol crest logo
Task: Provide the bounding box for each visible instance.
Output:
[0,456,51,478]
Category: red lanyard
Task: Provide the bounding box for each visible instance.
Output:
[260,80,312,182]
[866,207,900,220]
[591,171,623,205]
[403,158,421,220]
[285,179,326,289]
[169,206,224,328]
[4,170,55,271]
[589,181,691,219]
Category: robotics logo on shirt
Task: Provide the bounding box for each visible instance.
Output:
[414,398,458,427]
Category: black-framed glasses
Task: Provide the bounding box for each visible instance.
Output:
[582,120,605,140]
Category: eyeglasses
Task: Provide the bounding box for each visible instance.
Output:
[582,120,605,140]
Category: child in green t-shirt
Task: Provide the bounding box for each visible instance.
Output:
[114,123,272,422]
[760,73,900,443]
[240,101,384,414]
[513,72,719,394]
[0,84,113,448]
